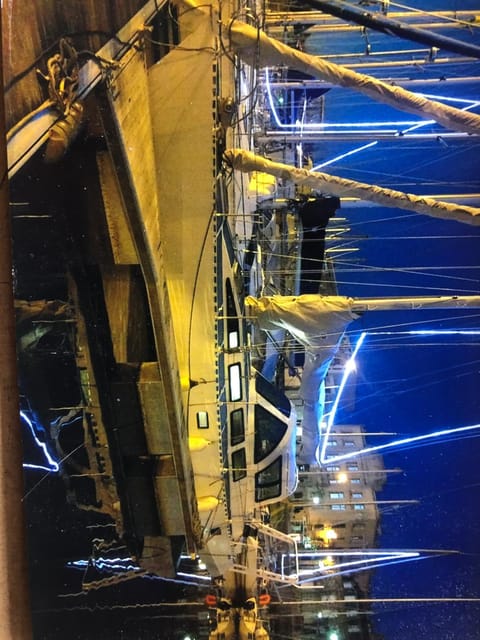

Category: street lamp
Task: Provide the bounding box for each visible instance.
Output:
[328,632,340,640]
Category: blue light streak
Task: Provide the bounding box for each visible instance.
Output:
[68,557,140,571]
[369,329,480,336]
[283,549,421,583]
[399,98,480,135]
[296,554,426,586]
[321,423,480,465]
[264,69,421,130]
[318,332,367,462]
[419,93,480,106]
[21,410,59,472]
[312,141,378,170]
[320,329,480,464]
[177,572,212,582]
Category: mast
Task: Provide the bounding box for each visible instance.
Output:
[301,0,480,60]
[227,19,480,135]
[351,294,480,313]
[0,8,33,637]
[225,149,480,226]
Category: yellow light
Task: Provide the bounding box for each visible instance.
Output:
[337,472,348,484]
[325,529,338,540]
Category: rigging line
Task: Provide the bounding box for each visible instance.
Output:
[348,341,480,348]
[260,252,480,286]
[321,424,480,465]
[331,234,480,240]
[386,1,480,29]
[252,313,480,350]
[345,362,480,415]
[331,279,480,294]
[332,265,480,271]
[327,144,480,185]
[348,310,480,332]
[330,259,480,285]
[397,142,480,180]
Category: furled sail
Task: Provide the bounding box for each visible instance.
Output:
[227,20,480,136]
[225,148,480,226]
[246,294,358,464]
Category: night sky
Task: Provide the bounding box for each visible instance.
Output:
[335,211,480,638]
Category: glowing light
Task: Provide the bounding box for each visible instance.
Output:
[319,332,367,462]
[369,329,480,337]
[265,69,420,131]
[177,571,212,582]
[419,93,480,106]
[336,473,348,484]
[312,141,378,170]
[289,550,423,585]
[68,557,139,571]
[21,411,59,472]
[400,98,480,135]
[321,423,480,465]
[320,329,480,464]
[312,495,321,505]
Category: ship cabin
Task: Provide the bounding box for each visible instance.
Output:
[188,220,298,550]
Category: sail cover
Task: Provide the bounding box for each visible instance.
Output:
[225,148,480,226]
[172,0,480,135]
[228,20,480,136]
[246,294,358,464]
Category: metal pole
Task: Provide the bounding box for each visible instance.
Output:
[290,500,419,507]
[301,0,480,59]
[298,468,402,475]
[351,294,480,313]
[0,6,33,637]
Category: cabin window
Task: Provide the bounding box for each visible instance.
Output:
[343,440,356,447]
[330,504,346,511]
[255,373,291,417]
[354,504,365,511]
[228,363,242,401]
[327,465,340,472]
[225,279,240,350]
[196,411,209,429]
[328,440,338,447]
[352,492,363,499]
[347,464,359,471]
[255,457,282,502]
[254,405,287,464]
[230,408,245,446]
[231,448,246,481]
[351,478,361,484]
[329,492,344,499]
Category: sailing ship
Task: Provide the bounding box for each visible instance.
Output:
[3,0,480,638]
